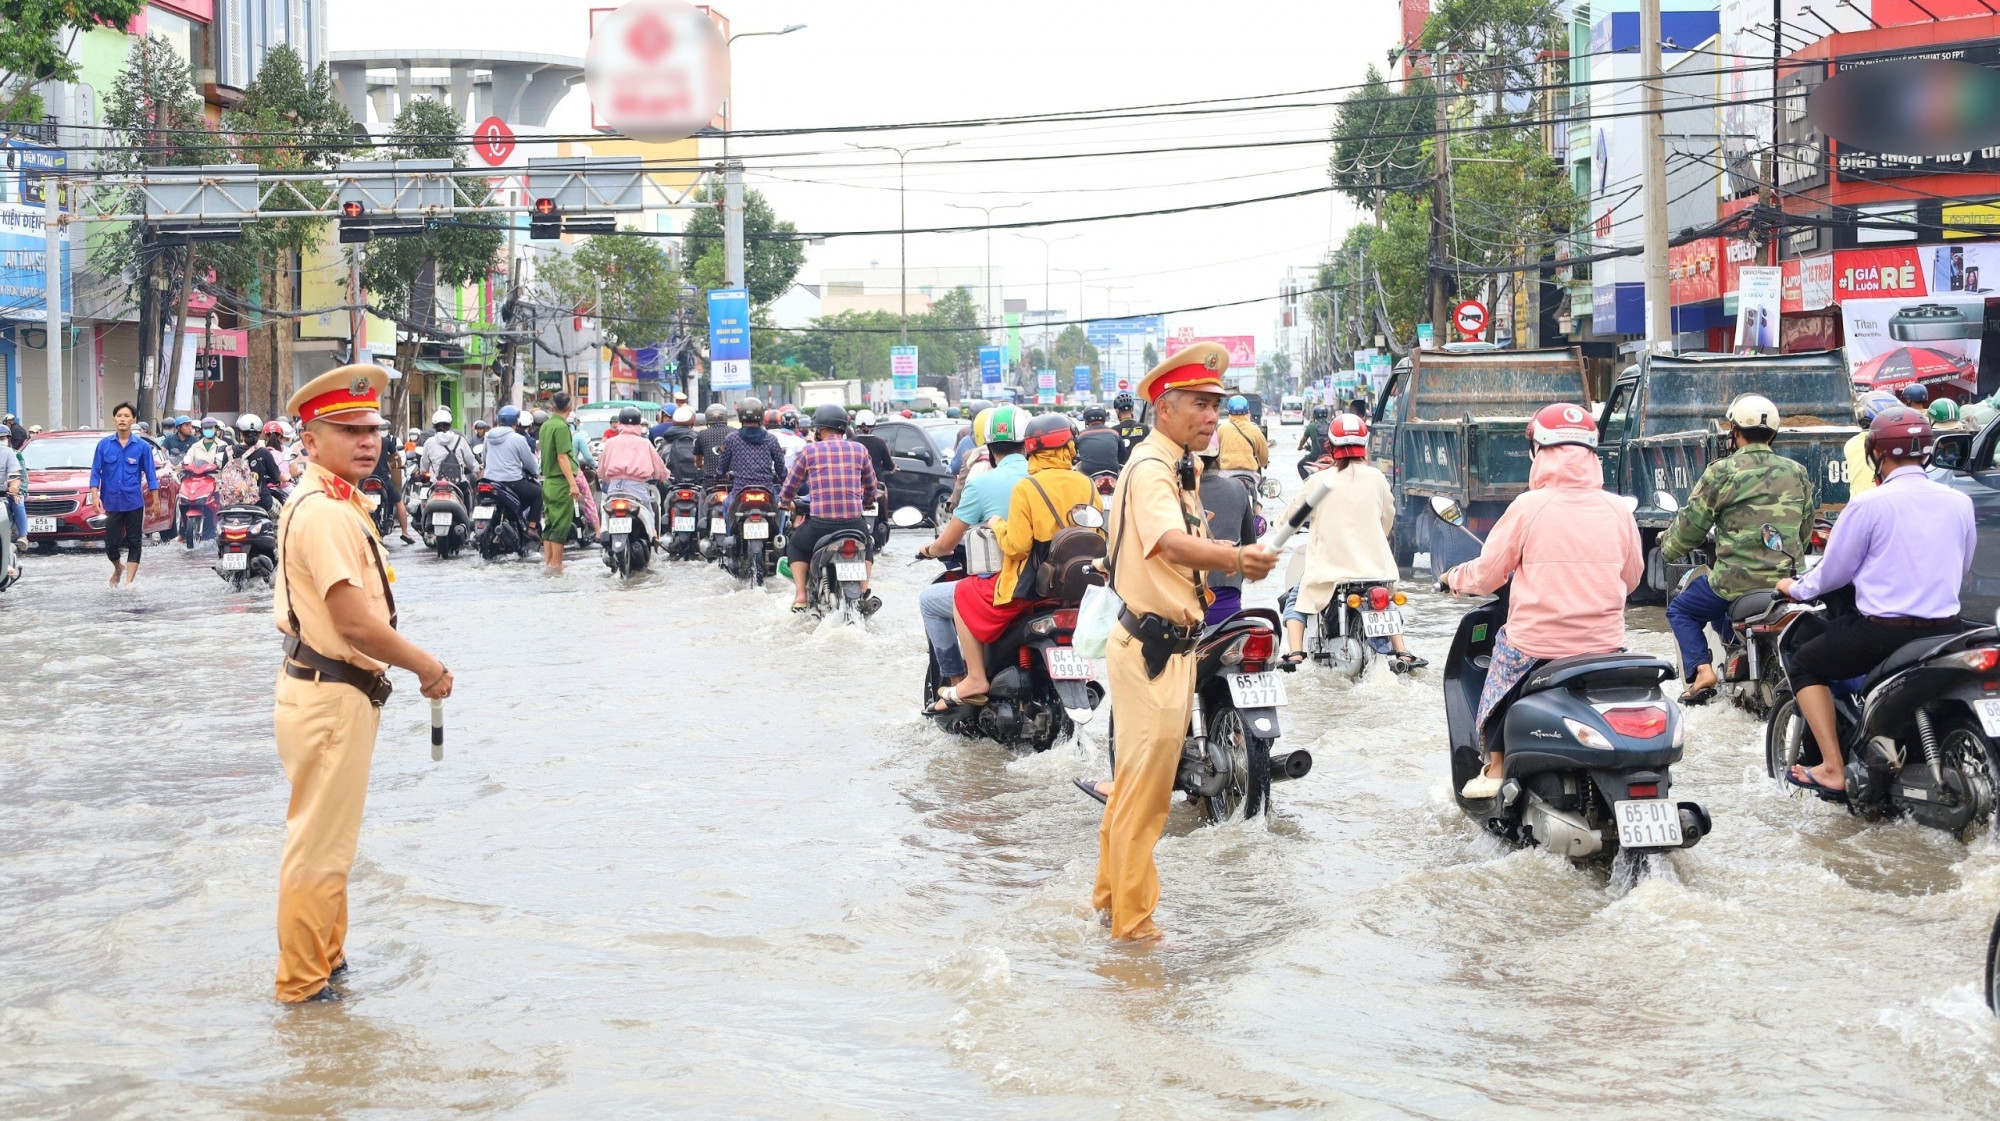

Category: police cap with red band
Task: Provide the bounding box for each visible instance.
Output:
[288,364,389,428]
[1135,341,1231,403]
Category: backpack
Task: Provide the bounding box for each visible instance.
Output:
[659,433,698,480]
[217,455,260,507]
[1020,475,1107,605]
[434,434,467,482]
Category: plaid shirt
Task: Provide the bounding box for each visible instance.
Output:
[778,435,878,521]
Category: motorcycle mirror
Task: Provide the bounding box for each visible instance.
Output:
[1654,490,1680,513]
[889,506,925,528]
[1070,503,1106,530]
[1258,477,1282,499]
[1620,494,1639,514]
[1428,495,1465,527]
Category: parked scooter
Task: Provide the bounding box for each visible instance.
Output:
[1764,595,2000,839]
[177,461,221,548]
[662,483,703,560]
[1428,497,1709,874]
[470,479,537,560]
[419,478,472,559]
[600,489,656,580]
[215,502,278,589]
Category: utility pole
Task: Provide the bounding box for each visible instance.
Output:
[850,140,957,344]
[43,179,63,430]
[1429,53,1451,346]
[946,200,1027,336]
[1642,0,1672,353]
[723,158,745,291]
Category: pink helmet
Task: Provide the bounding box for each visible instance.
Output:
[1527,402,1598,450]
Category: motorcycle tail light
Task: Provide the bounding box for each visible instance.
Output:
[1239,629,1274,673]
[1942,647,2000,672]
[609,499,632,515]
[1054,609,1078,631]
[223,528,247,541]
[1346,594,1362,609]
[837,538,860,559]
[676,489,694,501]
[362,479,382,492]
[478,483,494,494]
[1368,586,1392,611]
[1601,706,1669,739]
[1627,783,1660,798]
[744,489,769,502]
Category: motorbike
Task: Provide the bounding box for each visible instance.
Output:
[176,461,221,549]
[792,495,875,621]
[215,502,278,590]
[1089,470,1119,499]
[470,479,538,560]
[909,508,1107,752]
[663,483,703,560]
[1317,582,1412,680]
[1764,598,2000,840]
[721,486,779,586]
[359,474,396,538]
[1428,497,1709,873]
[866,485,892,553]
[699,482,732,560]
[0,511,17,593]
[600,489,657,580]
[419,477,473,560]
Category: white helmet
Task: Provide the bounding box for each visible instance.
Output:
[431,407,453,426]
[1727,393,1780,431]
[278,420,296,439]
[236,413,261,432]
[854,409,878,428]
[672,405,695,424]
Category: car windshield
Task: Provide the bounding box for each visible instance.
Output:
[22,436,102,470]
[925,424,958,455]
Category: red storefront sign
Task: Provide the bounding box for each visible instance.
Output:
[1670,238,1722,304]
[1833,246,1928,300]
[1721,236,1762,295]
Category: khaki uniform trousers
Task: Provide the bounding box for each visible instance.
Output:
[272,671,381,1002]
[1092,624,1197,941]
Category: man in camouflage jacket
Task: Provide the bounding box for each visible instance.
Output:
[1658,394,1815,703]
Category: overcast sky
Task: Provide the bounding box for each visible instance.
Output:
[330,1,1402,357]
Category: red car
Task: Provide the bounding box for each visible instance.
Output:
[22,430,181,547]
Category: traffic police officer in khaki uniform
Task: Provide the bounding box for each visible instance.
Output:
[1085,343,1277,942]
[273,365,454,1003]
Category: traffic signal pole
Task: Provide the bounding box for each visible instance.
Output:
[44,184,62,430]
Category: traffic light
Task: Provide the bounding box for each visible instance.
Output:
[530,197,561,240]
[338,200,370,244]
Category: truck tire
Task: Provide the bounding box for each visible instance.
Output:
[1391,509,1417,568]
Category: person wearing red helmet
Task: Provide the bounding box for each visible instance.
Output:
[1439,402,1645,800]
[1273,412,1424,669]
[1775,406,1976,794]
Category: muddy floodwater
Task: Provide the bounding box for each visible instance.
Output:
[6,444,2000,1118]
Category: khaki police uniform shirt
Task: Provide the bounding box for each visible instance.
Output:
[1109,428,1210,628]
[274,463,392,672]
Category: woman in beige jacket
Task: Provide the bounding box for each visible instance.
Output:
[1276,415,1424,669]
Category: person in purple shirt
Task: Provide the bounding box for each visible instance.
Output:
[87,402,159,589]
[1775,406,1976,793]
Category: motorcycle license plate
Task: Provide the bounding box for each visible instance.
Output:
[1362,609,1402,638]
[608,516,633,534]
[743,520,770,540]
[431,512,454,530]
[27,516,55,535]
[672,516,696,532]
[473,505,495,520]
[219,551,249,571]
[1977,699,2000,737]
[1227,672,1288,708]
[864,505,879,517]
[834,561,867,582]
[710,517,727,535]
[1613,799,1684,849]
[1045,647,1093,680]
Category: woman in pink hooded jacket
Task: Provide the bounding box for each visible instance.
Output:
[1441,403,1644,799]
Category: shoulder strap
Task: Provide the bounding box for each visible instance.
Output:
[1025,474,1066,527]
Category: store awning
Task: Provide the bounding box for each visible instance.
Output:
[414,359,458,378]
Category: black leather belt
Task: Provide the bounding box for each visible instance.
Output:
[1865,614,1960,629]
[284,635,393,707]
[1119,606,1200,679]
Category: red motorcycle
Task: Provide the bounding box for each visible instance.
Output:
[177,461,221,548]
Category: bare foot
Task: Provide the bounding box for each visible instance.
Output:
[107,568,121,588]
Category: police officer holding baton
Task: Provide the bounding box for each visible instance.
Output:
[1085,343,1277,942]
[271,365,454,1003]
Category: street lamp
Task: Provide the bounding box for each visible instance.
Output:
[1012,231,1076,365]
[722,24,806,160]
[850,140,958,344]
[946,201,1028,338]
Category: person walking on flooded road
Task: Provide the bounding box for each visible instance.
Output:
[271,366,454,1003]
[87,402,156,589]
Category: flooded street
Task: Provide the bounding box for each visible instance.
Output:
[7,444,2000,1119]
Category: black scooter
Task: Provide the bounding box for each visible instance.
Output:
[721,486,778,586]
[663,484,703,560]
[795,495,873,621]
[1428,498,1709,872]
[470,479,537,560]
[215,501,278,590]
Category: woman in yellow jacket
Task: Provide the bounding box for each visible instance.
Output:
[933,414,1102,708]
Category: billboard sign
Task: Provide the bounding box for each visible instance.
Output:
[706,286,750,389]
[1085,314,1165,348]
[1735,266,1782,351]
[1073,365,1091,394]
[1160,328,1256,368]
[1842,294,1984,399]
[891,345,919,395]
[978,345,1004,387]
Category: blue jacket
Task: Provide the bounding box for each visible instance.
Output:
[90,434,157,513]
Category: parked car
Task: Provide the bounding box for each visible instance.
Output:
[21,430,180,548]
[1919,422,2000,624]
[874,416,962,526]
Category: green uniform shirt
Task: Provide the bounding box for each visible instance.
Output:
[539,416,574,487]
[1658,443,1816,599]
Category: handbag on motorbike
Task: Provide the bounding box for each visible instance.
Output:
[964,521,1005,576]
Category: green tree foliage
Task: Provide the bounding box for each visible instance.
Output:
[92,36,216,292]
[0,0,145,121]
[360,98,504,323]
[682,184,804,305]
[774,286,985,384]
[1329,65,1432,217]
[1046,323,1099,380]
[536,235,681,351]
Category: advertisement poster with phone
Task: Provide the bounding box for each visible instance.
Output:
[1839,293,1984,398]
[1735,267,1782,351]
[1921,243,2000,297]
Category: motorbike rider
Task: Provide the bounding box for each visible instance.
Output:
[1438,403,1645,800]
[1774,406,1977,794]
[1197,428,1258,626]
[1075,405,1122,477]
[184,417,233,468]
[1,428,22,549]
[917,406,1030,690]
[471,418,490,458]
[932,412,1098,709]
[1844,389,1901,498]
[365,423,416,544]
[420,407,479,488]
[656,404,702,487]
[1112,392,1149,464]
[776,404,880,613]
[1657,394,1816,705]
[950,399,991,474]
[246,421,293,510]
[1298,404,1332,454]
[851,409,896,481]
[1275,413,1424,668]
[233,413,262,458]
[771,405,808,470]
[482,405,543,532]
[163,416,198,459]
[598,405,671,524]
[715,397,789,516]
[1215,394,1270,473]
[694,403,733,478]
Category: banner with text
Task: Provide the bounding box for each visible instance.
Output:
[979,345,1004,388]
[706,287,751,390]
[890,346,920,396]
[1841,293,1985,399]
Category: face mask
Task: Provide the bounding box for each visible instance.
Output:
[201,428,216,438]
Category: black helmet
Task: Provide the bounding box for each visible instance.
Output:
[1082,405,1108,424]
[964,399,991,421]
[706,403,730,425]
[617,405,643,426]
[1312,404,1329,419]
[811,403,850,432]
[737,396,765,424]
[1114,392,1135,411]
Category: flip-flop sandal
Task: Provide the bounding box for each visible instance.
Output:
[1279,651,1308,672]
[1072,778,1109,806]
[929,685,987,712]
[1785,768,1848,801]
[791,602,811,613]
[1393,652,1429,670]
[1679,684,1718,706]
